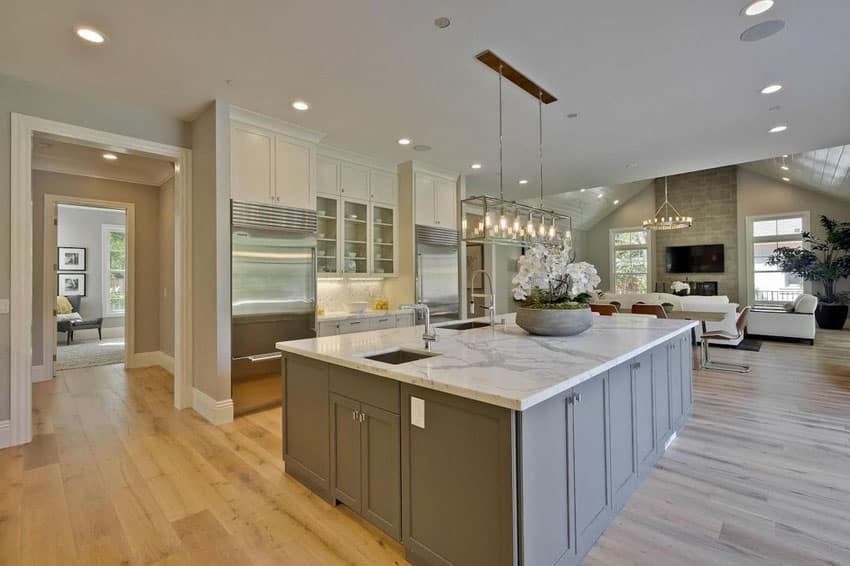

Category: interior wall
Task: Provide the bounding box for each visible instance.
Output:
[736,168,850,304]
[57,205,127,331]
[0,72,190,422]
[32,171,163,364]
[159,178,175,356]
[190,100,231,402]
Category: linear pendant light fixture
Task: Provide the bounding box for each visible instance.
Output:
[642,177,692,231]
[462,51,572,248]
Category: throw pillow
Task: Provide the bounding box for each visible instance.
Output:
[57,295,73,315]
[782,302,795,312]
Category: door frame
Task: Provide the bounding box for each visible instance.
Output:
[10,112,193,447]
[41,196,135,379]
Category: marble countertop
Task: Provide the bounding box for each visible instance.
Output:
[277,313,697,411]
[318,309,414,322]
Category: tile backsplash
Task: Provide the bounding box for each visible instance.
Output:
[318,279,386,312]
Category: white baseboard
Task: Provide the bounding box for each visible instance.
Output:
[31,364,52,383]
[127,351,174,373]
[191,387,234,425]
[0,420,11,449]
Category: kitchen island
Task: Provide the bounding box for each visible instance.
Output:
[276,314,697,566]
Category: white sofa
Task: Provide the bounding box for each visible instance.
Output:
[598,292,743,346]
[747,294,818,344]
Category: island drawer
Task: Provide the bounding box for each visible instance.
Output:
[329,366,400,414]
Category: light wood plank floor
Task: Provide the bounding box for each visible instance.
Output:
[2,330,849,565]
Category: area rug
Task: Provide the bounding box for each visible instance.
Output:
[710,337,762,352]
[55,337,125,371]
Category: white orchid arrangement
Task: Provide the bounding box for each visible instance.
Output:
[512,243,601,309]
[670,281,690,295]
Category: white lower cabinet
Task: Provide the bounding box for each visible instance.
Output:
[396,313,414,328]
[370,315,396,331]
[316,312,415,337]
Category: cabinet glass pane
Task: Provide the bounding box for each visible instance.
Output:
[343,201,369,273]
[372,205,394,274]
[317,196,339,273]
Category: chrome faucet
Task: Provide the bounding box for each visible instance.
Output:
[401,303,438,351]
[470,269,497,326]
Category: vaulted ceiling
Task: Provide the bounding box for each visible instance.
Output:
[740,144,850,201]
[4,1,850,198]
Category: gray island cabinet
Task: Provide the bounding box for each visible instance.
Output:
[279,316,695,566]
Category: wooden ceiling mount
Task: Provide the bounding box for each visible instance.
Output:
[475,50,558,104]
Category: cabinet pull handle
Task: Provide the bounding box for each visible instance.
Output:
[352,410,358,421]
[631,362,641,370]
[573,393,582,404]
[359,412,366,423]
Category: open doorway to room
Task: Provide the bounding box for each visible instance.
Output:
[53,203,127,371]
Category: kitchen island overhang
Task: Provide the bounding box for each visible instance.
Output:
[277,314,697,566]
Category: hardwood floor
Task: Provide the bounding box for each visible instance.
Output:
[2,330,849,565]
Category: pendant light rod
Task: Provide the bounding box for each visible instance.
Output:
[538,91,544,209]
[498,64,504,202]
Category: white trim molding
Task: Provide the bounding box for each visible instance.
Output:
[101,223,128,318]
[10,113,193,448]
[0,420,11,450]
[191,388,234,425]
[126,351,175,373]
[230,105,326,144]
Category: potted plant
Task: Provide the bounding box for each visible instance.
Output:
[768,215,850,330]
[670,280,690,297]
[512,243,601,336]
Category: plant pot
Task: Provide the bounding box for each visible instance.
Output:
[815,303,849,330]
[515,306,593,336]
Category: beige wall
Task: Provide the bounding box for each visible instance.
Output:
[32,171,164,362]
[0,73,189,421]
[159,178,175,356]
[736,169,850,304]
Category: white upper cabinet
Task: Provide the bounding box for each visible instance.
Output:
[370,170,397,205]
[435,178,457,228]
[231,126,275,204]
[275,136,313,210]
[415,173,437,226]
[415,172,457,229]
[340,162,371,200]
[317,155,340,196]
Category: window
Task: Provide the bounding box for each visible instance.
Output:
[748,213,807,304]
[102,224,126,316]
[610,228,651,294]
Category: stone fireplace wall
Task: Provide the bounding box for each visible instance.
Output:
[653,166,739,302]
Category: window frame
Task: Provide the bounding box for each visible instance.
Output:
[101,223,127,317]
[745,211,810,306]
[609,227,653,294]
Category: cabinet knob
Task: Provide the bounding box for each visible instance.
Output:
[352,410,358,420]
[631,362,641,370]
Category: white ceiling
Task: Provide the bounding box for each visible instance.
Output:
[523,180,653,230]
[4,1,850,198]
[32,137,175,187]
[740,144,850,200]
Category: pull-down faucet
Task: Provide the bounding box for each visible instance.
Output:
[469,269,497,326]
[401,303,438,351]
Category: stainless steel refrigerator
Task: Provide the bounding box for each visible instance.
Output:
[415,225,460,323]
[231,200,317,415]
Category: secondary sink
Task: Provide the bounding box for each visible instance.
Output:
[362,348,440,365]
[439,321,493,331]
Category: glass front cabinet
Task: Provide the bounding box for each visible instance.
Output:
[316,196,397,277]
[316,196,339,274]
[371,205,396,275]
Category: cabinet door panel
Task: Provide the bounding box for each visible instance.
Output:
[338,319,367,334]
[681,334,694,413]
[608,364,635,509]
[361,403,401,539]
[284,356,330,499]
[330,394,362,510]
[572,377,611,555]
[317,155,340,196]
[341,162,370,200]
[396,313,414,328]
[231,126,274,204]
[652,345,671,450]
[275,136,312,210]
[633,353,655,474]
[370,170,397,204]
[669,340,684,428]
[414,173,436,226]
[434,179,457,228]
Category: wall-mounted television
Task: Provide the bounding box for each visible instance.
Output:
[665,244,724,273]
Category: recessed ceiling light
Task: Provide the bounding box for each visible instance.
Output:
[780,165,789,171]
[769,124,788,133]
[782,154,789,158]
[760,84,782,94]
[597,193,604,199]
[518,179,529,185]
[742,0,774,16]
[613,200,620,205]
[102,153,118,160]
[740,20,785,42]
[291,100,309,111]
[566,113,579,119]
[471,163,482,169]
[413,144,431,152]
[75,26,106,44]
[782,176,791,182]
[397,138,411,146]
[434,17,451,29]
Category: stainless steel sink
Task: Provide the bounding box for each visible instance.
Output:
[362,348,440,365]
[439,321,493,331]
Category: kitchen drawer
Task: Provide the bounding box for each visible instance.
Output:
[330,365,400,414]
[370,315,396,331]
[339,319,368,334]
[395,313,414,328]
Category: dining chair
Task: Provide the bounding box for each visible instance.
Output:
[590,304,618,316]
[700,306,752,373]
[631,304,668,319]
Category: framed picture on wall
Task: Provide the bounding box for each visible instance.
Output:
[58,247,86,271]
[58,273,87,297]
